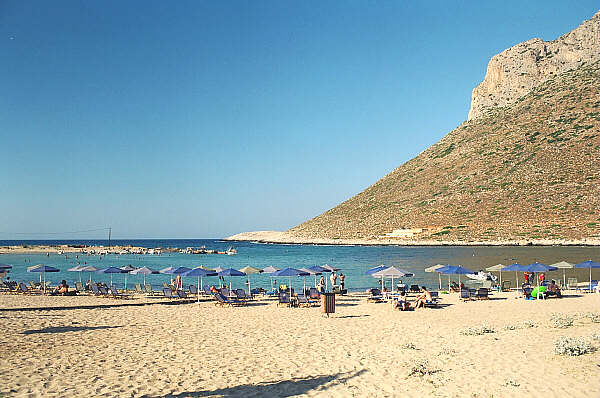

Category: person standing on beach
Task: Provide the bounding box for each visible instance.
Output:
[175,273,182,291]
[339,273,345,290]
[318,276,325,292]
[330,272,337,288]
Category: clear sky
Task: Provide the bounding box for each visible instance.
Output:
[1,1,598,239]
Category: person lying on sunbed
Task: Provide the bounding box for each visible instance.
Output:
[414,286,432,309]
[394,291,411,311]
[546,280,562,298]
[210,285,219,294]
[450,281,459,292]
[51,280,69,296]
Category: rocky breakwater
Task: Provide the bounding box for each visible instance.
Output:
[468,10,599,120]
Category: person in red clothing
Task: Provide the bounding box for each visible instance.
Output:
[539,273,545,283]
[524,272,531,284]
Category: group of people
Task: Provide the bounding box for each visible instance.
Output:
[316,272,346,292]
[394,286,433,311]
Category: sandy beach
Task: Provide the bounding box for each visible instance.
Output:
[1,290,598,397]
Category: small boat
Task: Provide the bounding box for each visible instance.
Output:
[225,246,237,255]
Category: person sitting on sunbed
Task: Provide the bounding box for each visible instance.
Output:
[395,291,411,311]
[210,285,219,294]
[450,281,459,292]
[414,286,432,309]
[546,280,562,298]
[51,280,69,296]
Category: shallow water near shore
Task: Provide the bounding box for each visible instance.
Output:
[1,239,599,291]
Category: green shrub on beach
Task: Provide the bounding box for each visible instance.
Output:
[584,312,600,323]
[407,359,439,377]
[550,314,574,329]
[460,325,495,336]
[401,342,418,350]
[553,336,594,356]
[592,331,600,342]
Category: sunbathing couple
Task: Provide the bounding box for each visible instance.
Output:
[395,286,433,311]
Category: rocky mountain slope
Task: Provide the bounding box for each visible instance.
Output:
[468,11,599,120]
[286,60,600,243]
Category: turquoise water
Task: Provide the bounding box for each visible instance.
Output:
[1,239,598,291]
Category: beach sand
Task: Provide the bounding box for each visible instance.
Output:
[1,291,599,397]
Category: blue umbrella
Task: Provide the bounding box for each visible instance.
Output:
[0,264,13,270]
[522,263,557,289]
[27,264,60,293]
[438,265,475,290]
[272,268,309,294]
[160,266,177,274]
[365,265,388,275]
[218,268,246,290]
[183,267,218,302]
[97,266,126,286]
[307,265,332,289]
[501,263,525,288]
[120,265,136,290]
[171,267,192,290]
[574,260,600,289]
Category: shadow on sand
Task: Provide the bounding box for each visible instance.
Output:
[23,325,122,335]
[142,369,366,398]
[0,299,200,313]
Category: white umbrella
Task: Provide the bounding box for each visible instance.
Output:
[372,266,414,293]
[262,266,280,290]
[67,265,85,283]
[424,264,446,290]
[550,261,574,288]
[130,266,155,286]
[239,266,262,294]
[79,265,100,284]
[120,265,136,291]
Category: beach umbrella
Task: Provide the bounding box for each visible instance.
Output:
[309,265,333,290]
[120,265,136,290]
[183,267,218,302]
[372,266,414,293]
[272,268,309,295]
[366,265,388,275]
[239,266,262,294]
[262,266,281,290]
[67,265,85,283]
[96,266,125,287]
[130,266,156,286]
[171,267,192,289]
[522,262,557,290]
[299,267,323,291]
[27,264,60,293]
[322,264,340,272]
[78,265,101,284]
[425,264,446,290]
[438,265,475,290]
[0,264,13,270]
[160,266,177,275]
[217,268,246,291]
[501,263,525,288]
[485,264,505,289]
[574,260,600,289]
[549,261,574,288]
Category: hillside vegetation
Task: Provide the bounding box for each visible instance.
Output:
[288,61,600,242]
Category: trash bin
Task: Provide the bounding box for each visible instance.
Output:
[322,292,335,316]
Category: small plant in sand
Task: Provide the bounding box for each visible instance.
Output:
[438,348,456,356]
[553,336,594,356]
[550,313,574,329]
[407,359,439,377]
[592,331,600,342]
[503,324,518,330]
[401,342,418,350]
[522,320,537,328]
[503,379,520,387]
[584,312,600,323]
[460,325,495,336]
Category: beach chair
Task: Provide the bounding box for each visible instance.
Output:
[203,286,212,296]
[234,289,250,302]
[424,292,439,308]
[475,288,489,300]
[162,288,176,299]
[109,286,131,299]
[367,288,384,303]
[90,284,105,297]
[409,284,420,293]
[296,294,315,307]
[567,278,579,291]
[189,285,198,295]
[481,280,493,289]
[501,280,511,292]
[134,284,144,294]
[523,287,533,299]
[162,282,169,289]
[211,292,245,307]
[583,280,598,293]
[176,290,192,300]
[309,287,321,300]
[75,282,85,293]
[460,288,472,301]
[15,282,34,295]
[221,288,230,297]
[144,284,156,295]
[278,291,292,307]
[28,281,39,291]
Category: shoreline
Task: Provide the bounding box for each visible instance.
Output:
[224,231,600,247]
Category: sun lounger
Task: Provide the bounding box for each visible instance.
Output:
[233,289,251,301]
[109,286,131,299]
[501,280,511,292]
[409,284,420,293]
[308,287,321,300]
[162,288,177,299]
[16,282,38,295]
[90,284,107,297]
[189,285,198,295]
[75,282,85,293]
[460,288,472,301]
[211,292,245,307]
[278,291,292,307]
[475,288,489,300]
[135,284,144,294]
[176,290,194,300]
[144,284,156,295]
[367,288,384,303]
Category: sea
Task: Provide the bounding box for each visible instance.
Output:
[1,239,598,292]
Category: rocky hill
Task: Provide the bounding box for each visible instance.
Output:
[468,11,599,120]
[286,60,600,243]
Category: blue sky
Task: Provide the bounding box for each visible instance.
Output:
[1,1,598,239]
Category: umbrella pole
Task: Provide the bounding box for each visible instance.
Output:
[197,276,200,303]
[515,271,519,289]
[79,271,82,284]
[563,269,566,289]
[590,268,593,290]
[438,273,441,290]
[43,271,46,294]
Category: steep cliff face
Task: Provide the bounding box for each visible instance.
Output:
[468,11,600,120]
